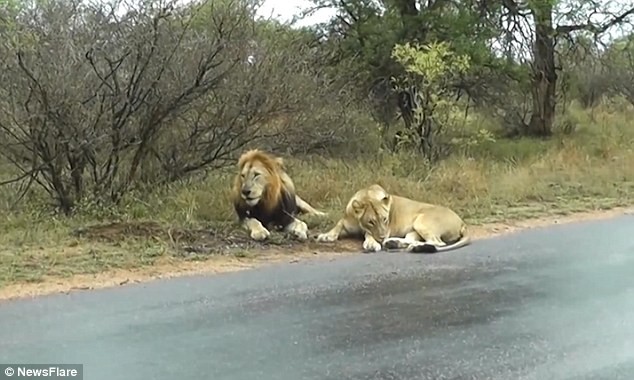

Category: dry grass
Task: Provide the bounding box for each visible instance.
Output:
[1,99,633,290]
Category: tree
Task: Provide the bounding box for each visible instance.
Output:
[303,0,501,99]
[498,0,634,136]
[556,35,609,109]
[300,0,507,154]
[602,33,634,105]
[390,41,471,160]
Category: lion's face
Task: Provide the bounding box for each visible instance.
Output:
[351,185,392,241]
[238,160,272,207]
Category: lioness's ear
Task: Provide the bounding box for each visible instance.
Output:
[351,200,363,215]
[381,195,390,205]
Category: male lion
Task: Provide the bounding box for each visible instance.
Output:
[316,184,470,253]
[232,149,326,241]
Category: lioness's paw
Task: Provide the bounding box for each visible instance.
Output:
[362,238,382,253]
[250,227,270,241]
[382,238,406,250]
[407,242,438,254]
[316,233,337,242]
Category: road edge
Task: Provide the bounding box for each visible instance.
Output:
[1,206,632,302]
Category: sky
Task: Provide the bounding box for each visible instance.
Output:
[255,0,336,27]
[253,0,632,59]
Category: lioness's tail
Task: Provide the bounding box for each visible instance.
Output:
[434,224,470,252]
[296,195,327,216]
[434,234,471,253]
[412,224,470,254]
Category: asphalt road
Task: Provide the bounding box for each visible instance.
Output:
[1,214,634,380]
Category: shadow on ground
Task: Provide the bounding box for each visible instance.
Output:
[70,220,361,257]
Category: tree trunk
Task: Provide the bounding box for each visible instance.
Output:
[528,2,556,137]
[393,0,418,16]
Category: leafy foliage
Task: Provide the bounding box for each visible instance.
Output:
[389,41,473,160]
[0,0,634,214]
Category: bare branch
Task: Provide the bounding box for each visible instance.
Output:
[556,8,634,36]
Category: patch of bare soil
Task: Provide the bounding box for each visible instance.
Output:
[1,206,632,302]
[70,220,317,255]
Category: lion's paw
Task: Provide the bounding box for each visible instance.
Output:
[250,227,271,241]
[362,238,382,253]
[291,228,308,241]
[287,220,309,241]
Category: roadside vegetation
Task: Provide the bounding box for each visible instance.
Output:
[1,0,633,289]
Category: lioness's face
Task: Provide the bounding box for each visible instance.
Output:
[239,162,270,206]
[352,190,392,242]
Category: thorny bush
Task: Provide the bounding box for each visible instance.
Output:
[0,0,354,214]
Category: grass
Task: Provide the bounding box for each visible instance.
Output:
[1,99,634,290]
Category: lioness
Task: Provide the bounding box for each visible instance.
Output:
[316,184,470,253]
[232,149,326,241]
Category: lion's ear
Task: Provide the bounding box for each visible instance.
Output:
[381,195,390,205]
[274,157,285,169]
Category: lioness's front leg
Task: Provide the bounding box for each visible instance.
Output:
[284,217,309,241]
[362,233,382,253]
[316,216,360,242]
[244,218,270,241]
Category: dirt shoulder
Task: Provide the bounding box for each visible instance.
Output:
[1,206,632,302]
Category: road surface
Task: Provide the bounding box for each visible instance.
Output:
[1,214,634,380]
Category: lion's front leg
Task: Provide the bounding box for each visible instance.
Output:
[284,217,309,241]
[244,218,271,241]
